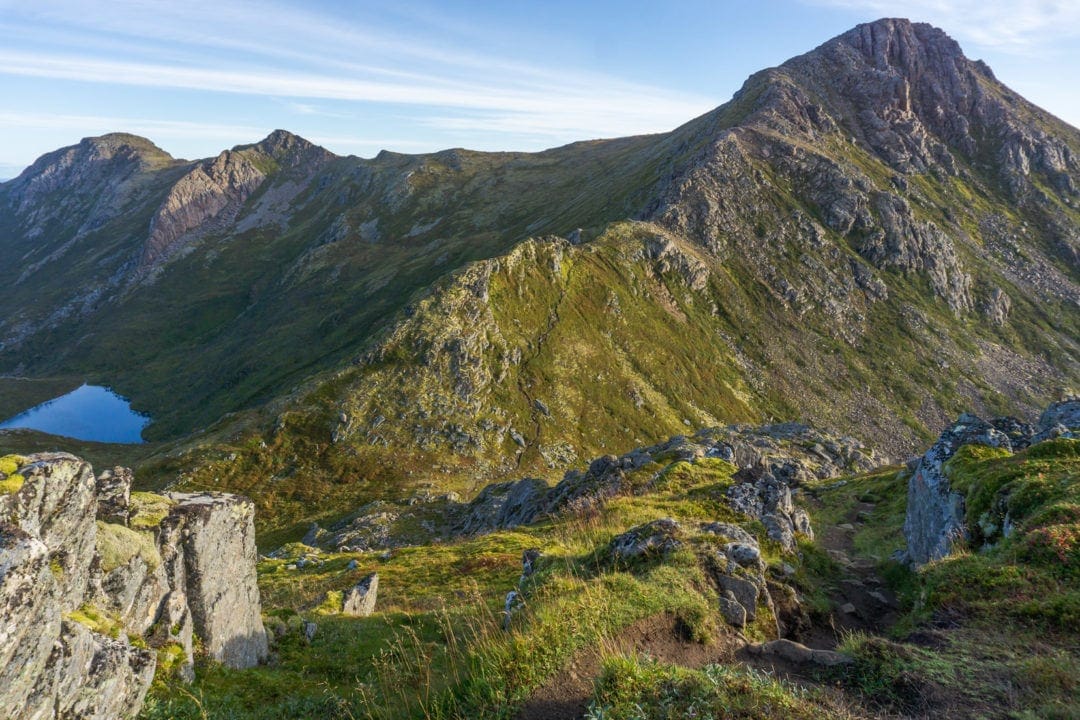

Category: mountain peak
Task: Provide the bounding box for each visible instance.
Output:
[785,17,976,88]
[256,128,309,151]
[78,132,172,159]
[12,132,174,183]
[751,16,1056,178]
[832,18,964,73]
[3,132,177,217]
[247,129,335,165]
[215,129,338,172]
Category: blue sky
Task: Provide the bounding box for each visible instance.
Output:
[1,0,1078,178]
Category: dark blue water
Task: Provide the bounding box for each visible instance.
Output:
[0,384,150,443]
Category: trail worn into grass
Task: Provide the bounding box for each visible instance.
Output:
[515,612,740,720]
[739,494,900,681]
[516,495,904,719]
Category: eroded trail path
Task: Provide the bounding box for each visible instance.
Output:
[738,493,901,679]
[516,495,902,719]
[813,497,900,642]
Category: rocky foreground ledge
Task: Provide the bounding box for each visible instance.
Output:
[904,399,1080,565]
[0,453,267,720]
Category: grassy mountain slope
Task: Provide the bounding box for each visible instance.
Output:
[0,19,1078,540]
[137,428,1080,720]
[0,130,685,438]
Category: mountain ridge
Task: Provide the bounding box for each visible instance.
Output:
[0,18,1077,539]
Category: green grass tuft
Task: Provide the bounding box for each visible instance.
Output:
[96,521,161,573]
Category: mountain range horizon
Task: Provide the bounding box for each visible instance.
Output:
[7,17,1080,179]
[1,16,1079,720]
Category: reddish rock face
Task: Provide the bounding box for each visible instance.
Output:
[140,150,267,268]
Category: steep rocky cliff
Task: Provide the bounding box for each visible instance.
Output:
[0,453,267,719]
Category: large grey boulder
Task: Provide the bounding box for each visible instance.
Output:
[904,414,1011,565]
[725,472,813,550]
[1031,399,1080,444]
[718,573,760,622]
[719,592,747,627]
[0,453,98,610]
[1037,399,1080,433]
[456,477,547,534]
[164,492,269,669]
[610,518,683,561]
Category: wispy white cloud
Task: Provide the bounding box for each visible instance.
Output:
[0,0,716,145]
[805,0,1080,53]
[282,102,348,119]
[0,48,711,141]
[0,112,267,142]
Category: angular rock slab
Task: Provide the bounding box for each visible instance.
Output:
[54,620,156,720]
[748,639,852,667]
[95,466,134,525]
[342,573,378,616]
[164,492,269,669]
[904,414,1010,565]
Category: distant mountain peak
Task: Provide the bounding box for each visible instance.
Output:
[244,129,334,166]
[78,132,173,159]
[831,18,965,72]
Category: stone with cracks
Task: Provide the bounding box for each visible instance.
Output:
[164,492,269,669]
[342,573,379,617]
[903,414,1011,565]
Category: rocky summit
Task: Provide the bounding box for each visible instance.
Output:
[0,16,1078,720]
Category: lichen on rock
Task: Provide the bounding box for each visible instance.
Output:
[0,454,270,718]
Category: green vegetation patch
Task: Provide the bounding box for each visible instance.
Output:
[66,603,124,639]
[0,454,25,476]
[0,453,27,494]
[589,655,849,719]
[96,521,161,573]
[143,448,806,719]
[128,491,176,529]
[0,472,25,495]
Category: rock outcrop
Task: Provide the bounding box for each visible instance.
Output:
[162,492,269,670]
[1,454,99,611]
[610,518,684,561]
[52,619,157,720]
[140,130,334,270]
[903,400,1080,565]
[96,466,134,525]
[141,150,267,268]
[903,414,1010,565]
[0,524,65,719]
[0,453,268,719]
[315,422,872,553]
